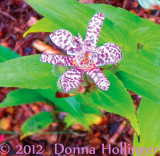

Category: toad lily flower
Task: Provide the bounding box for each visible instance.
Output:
[40,13,123,92]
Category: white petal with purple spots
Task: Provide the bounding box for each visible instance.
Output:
[85,13,105,47]
[95,43,123,66]
[86,67,110,91]
[60,68,83,92]
[40,53,74,66]
[49,29,80,55]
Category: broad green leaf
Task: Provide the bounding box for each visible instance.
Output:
[23,18,59,37]
[97,18,135,51]
[133,97,160,155]
[87,3,156,51]
[65,114,103,127]
[38,88,89,129]
[78,71,139,135]
[24,0,156,52]
[0,89,49,108]
[24,0,158,59]
[133,25,160,67]
[24,0,138,52]
[80,103,102,116]
[25,0,94,38]
[25,18,134,52]
[21,111,54,139]
[0,45,19,63]
[138,0,160,10]
[87,3,155,30]
[117,53,160,104]
[0,54,57,89]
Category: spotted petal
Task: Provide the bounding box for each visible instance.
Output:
[86,67,110,91]
[49,29,80,55]
[85,13,105,47]
[40,53,74,66]
[60,68,82,92]
[95,43,123,66]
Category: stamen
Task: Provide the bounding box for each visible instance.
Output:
[73,51,95,70]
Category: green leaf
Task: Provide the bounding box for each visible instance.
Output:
[138,0,160,10]
[64,114,102,127]
[0,89,49,108]
[117,53,160,104]
[0,54,57,89]
[64,102,103,127]
[97,18,134,51]
[87,3,155,30]
[23,18,59,37]
[21,111,54,139]
[133,97,160,155]
[24,0,155,52]
[38,88,102,129]
[80,103,102,116]
[133,25,160,67]
[79,71,139,135]
[24,0,140,52]
[87,3,156,51]
[0,45,19,63]
[38,88,89,129]
[25,0,94,38]
[25,17,133,51]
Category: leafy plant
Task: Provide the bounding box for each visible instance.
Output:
[21,111,55,139]
[0,45,19,63]
[0,89,49,108]
[133,97,160,155]
[0,1,160,149]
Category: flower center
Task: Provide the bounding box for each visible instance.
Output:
[73,51,95,70]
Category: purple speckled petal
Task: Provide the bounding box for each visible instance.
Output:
[85,13,105,47]
[40,53,74,66]
[60,68,82,92]
[49,29,80,55]
[86,67,110,91]
[95,43,123,66]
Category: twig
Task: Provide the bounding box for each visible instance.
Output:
[33,40,61,55]
[108,120,127,144]
[123,0,132,10]
[0,10,16,21]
